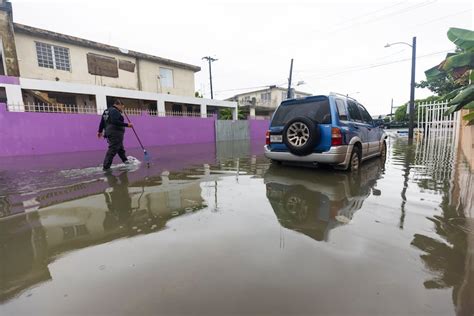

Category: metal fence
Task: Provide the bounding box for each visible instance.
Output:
[413,101,461,192]
[8,103,97,114]
[6,103,213,118]
[417,101,459,132]
[215,120,250,141]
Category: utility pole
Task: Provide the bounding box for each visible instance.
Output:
[202,56,218,99]
[287,58,294,99]
[384,37,417,140]
[408,36,417,141]
[390,98,393,120]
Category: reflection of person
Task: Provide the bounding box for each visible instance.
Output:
[103,172,132,230]
[98,99,133,171]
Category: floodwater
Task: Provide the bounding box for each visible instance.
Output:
[0,137,473,315]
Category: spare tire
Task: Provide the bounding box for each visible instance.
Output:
[283,117,320,156]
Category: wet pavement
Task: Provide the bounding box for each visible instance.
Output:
[0,137,473,315]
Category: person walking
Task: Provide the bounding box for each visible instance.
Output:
[98,99,133,171]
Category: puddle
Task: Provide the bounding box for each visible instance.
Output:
[0,139,472,315]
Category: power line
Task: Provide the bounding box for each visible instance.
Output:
[214,49,451,96]
[412,9,472,27]
[326,0,438,34]
[327,1,409,30]
[304,49,452,81]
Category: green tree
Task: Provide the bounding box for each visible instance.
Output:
[219,108,245,120]
[395,104,408,122]
[415,70,466,97]
[394,96,439,122]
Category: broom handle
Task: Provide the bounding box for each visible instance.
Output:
[123,112,146,151]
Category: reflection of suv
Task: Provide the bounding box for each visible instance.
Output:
[264,158,384,242]
[264,93,387,171]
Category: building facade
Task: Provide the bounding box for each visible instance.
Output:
[226,85,311,119]
[0,0,236,118]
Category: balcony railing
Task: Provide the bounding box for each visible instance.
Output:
[6,104,214,118]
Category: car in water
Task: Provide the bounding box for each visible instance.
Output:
[264,93,387,171]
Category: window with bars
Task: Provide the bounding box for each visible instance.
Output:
[36,42,71,71]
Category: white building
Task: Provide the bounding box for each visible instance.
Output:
[0,1,236,118]
[226,85,311,119]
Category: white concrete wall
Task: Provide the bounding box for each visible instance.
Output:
[0,82,22,110]
[139,59,195,97]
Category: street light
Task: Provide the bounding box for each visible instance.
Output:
[385,37,417,141]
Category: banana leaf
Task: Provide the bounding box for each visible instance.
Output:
[425,64,445,80]
[443,86,465,100]
[447,28,474,51]
[464,100,474,109]
[445,84,474,115]
[442,51,474,71]
[448,84,474,106]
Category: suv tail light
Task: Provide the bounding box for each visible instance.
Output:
[331,127,343,146]
[266,130,270,145]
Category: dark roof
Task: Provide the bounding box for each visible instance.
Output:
[14,23,201,72]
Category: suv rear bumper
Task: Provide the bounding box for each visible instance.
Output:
[264,145,351,167]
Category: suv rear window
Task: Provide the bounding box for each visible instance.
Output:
[271,97,331,127]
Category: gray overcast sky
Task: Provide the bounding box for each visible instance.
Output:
[11,0,473,115]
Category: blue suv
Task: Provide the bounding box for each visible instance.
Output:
[264,93,387,171]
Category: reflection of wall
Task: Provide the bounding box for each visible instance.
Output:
[0,177,206,302]
[38,181,204,248]
[459,109,473,171]
[40,206,106,248]
[146,182,203,217]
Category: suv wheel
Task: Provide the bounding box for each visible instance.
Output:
[349,148,361,172]
[283,117,320,156]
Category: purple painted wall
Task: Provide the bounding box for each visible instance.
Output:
[249,119,270,143]
[0,75,20,85]
[0,103,216,157]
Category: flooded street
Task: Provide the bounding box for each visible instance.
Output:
[1,137,473,315]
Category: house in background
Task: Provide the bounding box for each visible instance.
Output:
[226,85,311,119]
[0,0,236,117]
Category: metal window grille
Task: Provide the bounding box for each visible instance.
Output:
[36,42,71,71]
[36,42,54,69]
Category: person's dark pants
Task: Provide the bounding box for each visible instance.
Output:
[103,131,127,169]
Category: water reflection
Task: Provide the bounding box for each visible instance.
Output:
[0,168,209,302]
[265,157,385,242]
[392,134,474,316]
[104,172,132,227]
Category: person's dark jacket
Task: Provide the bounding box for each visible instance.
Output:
[98,106,129,135]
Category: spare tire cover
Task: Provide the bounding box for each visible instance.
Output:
[283,117,320,156]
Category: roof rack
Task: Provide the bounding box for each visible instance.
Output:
[329,92,359,102]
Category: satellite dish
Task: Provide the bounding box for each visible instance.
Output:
[119,47,129,54]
